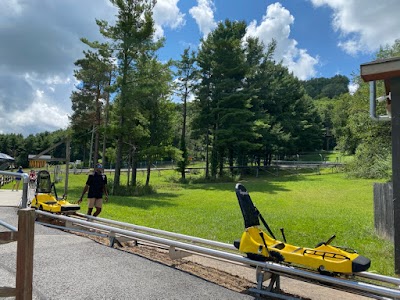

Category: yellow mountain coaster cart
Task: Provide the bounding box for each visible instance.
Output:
[30,170,80,214]
[233,183,370,275]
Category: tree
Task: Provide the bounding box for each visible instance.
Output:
[196,20,256,178]
[95,0,158,191]
[135,55,177,186]
[70,43,113,167]
[314,97,336,150]
[174,48,197,180]
[330,41,400,178]
[303,75,349,99]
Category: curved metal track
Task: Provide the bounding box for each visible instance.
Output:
[35,211,400,299]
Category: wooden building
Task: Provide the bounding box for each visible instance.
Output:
[28,155,52,168]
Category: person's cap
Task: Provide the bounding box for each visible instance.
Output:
[95,163,103,169]
[18,166,22,169]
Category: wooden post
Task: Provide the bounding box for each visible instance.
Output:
[15,209,35,300]
[391,77,400,273]
[360,58,400,274]
[65,137,70,197]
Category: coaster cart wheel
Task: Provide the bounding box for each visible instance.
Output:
[318,265,335,276]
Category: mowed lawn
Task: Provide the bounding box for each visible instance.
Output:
[2,167,390,275]
[61,168,393,276]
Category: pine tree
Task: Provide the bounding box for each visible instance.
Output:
[94,0,158,189]
[70,44,113,167]
[174,48,197,180]
[196,20,256,177]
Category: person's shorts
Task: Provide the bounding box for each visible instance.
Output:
[88,198,103,208]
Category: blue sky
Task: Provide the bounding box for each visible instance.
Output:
[0,0,398,136]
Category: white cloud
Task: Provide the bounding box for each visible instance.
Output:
[7,91,70,135]
[153,0,186,39]
[310,0,400,55]
[348,82,359,95]
[0,0,24,16]
[189,0,217,37]
[0,0,114,136]
[245,3,319,80]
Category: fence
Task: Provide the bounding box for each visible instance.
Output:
[373,182,394,241]
[0,209,35,299]
[0,171,29,208]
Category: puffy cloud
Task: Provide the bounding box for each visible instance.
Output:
[245,3,319,80]
[153,0,186,39]
[189,0,217,37]
[310,0,400,55]
[0,0,114,136]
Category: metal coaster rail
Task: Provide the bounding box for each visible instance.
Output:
[35,210,400,300]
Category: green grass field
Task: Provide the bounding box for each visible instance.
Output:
[4,166,393,275]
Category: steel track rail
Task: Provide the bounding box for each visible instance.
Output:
[74,213,400,288]
[36,211,400,299]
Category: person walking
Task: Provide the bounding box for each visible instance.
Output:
[12,166,24,191]
[78,163,108,217]
[29,169,37,189]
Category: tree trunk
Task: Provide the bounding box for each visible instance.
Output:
[114,59,129,190]
[180,90,187,180]
[145,162,151,186]
[131,157,137,187]
[93,85,101,166]
[228,148,234,175]
[205,129,210,179]
[113,118,123,190]
[102,74,111,168]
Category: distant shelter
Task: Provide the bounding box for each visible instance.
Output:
[28,155,52,168]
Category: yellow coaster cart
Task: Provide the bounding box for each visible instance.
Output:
[233,183,370,275]
[30,170,80,214]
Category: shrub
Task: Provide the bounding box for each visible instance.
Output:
[109,179,157,196]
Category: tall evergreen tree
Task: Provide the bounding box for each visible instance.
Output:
[94,0,158,190]
[136,55,176,186]
[174,48,197,180]
[70,44,113,167]
[196,20,256,177]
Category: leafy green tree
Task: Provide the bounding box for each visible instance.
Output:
[314,97,336,151]
[331,41,400,178]
[136,55,177,186]
[303,75,349,99]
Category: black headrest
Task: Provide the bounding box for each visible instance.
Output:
[235,183,260,228]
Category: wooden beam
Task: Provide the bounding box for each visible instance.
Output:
[391,77,400,274]
[0,231,18,244]
[31,139,65,160]
[0,287,16,297]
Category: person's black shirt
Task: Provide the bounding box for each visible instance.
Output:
[86,172,107,198]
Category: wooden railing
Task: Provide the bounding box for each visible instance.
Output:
[0,209,35,299]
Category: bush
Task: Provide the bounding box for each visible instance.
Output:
[345,143,392,180]
[109,179,157,196]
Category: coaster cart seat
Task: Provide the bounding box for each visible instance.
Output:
[30,170,80,214]
[233,183,371,275]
